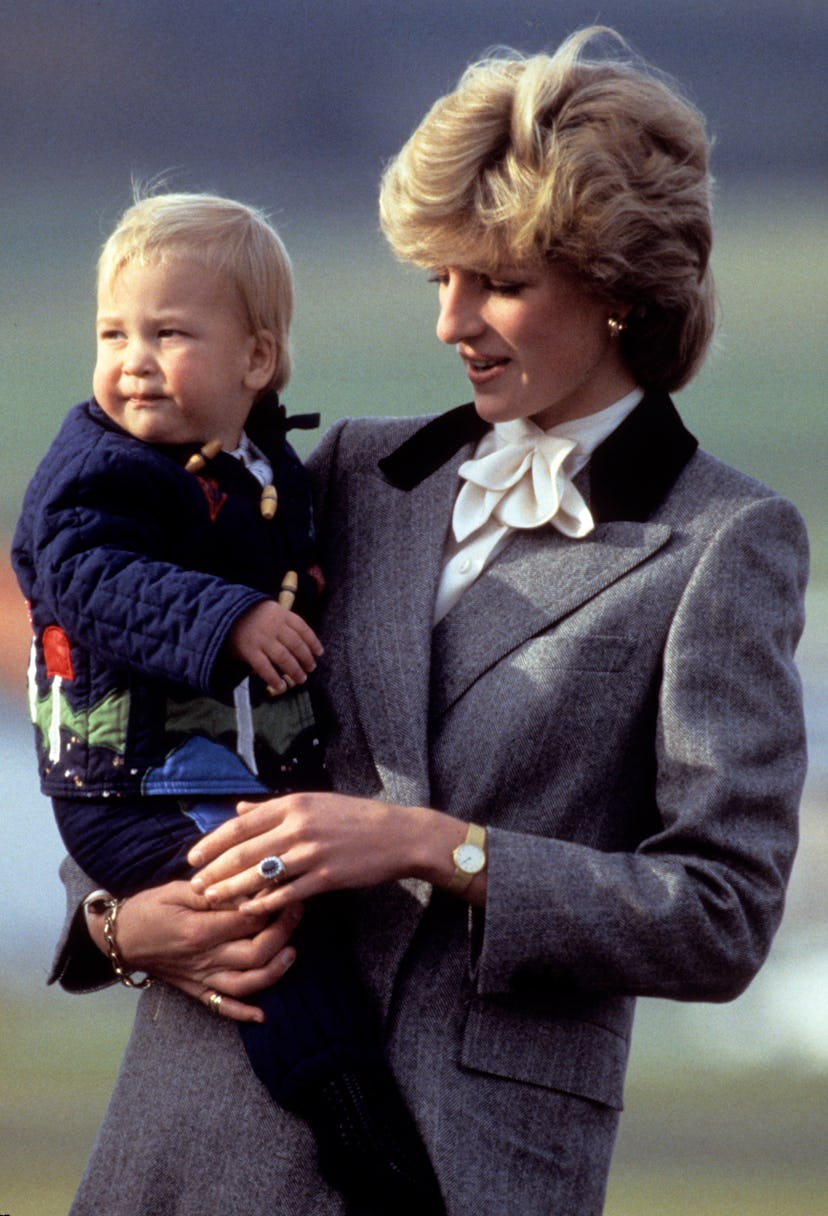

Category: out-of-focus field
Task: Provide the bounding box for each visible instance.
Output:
[2,984,828,1215]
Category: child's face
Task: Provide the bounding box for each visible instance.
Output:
[93,257,275,449]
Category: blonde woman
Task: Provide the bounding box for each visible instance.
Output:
[55,29,806,1215]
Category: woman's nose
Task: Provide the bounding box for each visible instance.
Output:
[435,275,485,345]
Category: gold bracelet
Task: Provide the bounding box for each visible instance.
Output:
[101,898,154,989]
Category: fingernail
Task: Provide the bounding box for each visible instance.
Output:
[205,887,218,901]
[281,948,296,971]
[188,847,203,866]
[191,876,204,893]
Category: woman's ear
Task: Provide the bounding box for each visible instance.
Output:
[610,301,634,324]
[244,329,278,391]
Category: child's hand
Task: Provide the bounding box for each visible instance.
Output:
[226,600,323,693]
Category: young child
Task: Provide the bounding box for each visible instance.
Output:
[12,191,444,1215]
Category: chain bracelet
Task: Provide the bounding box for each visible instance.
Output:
[102,898,154,989]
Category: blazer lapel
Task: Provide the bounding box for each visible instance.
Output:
[430,520,672,717]
[343,440,478,805]
[587,388,697,523]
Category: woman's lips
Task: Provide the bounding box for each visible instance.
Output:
[461,353,511,385]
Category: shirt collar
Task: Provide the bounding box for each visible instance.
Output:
[488,387,645,475]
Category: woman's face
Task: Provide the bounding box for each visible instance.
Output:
[433,263,636,428]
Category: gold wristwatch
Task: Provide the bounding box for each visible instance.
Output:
[448,822,487,894]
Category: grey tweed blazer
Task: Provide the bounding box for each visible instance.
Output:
[56,392,808,1215]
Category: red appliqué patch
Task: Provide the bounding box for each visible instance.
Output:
[198,477,228,522]
[43,624,75,680]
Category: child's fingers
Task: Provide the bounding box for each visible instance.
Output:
[250,648,303,692]
[265,648,307,688]
[259,635,319,691]
[289,613,324,657]
[279,616,323,668]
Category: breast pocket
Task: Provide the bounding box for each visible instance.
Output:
[514,632,636,674]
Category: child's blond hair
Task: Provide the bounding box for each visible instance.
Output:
[98,191,294,391]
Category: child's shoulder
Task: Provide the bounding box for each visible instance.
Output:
[42,399,127,460]
[27,399,185,505]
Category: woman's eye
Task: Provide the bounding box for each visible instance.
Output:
[485,278,524,296]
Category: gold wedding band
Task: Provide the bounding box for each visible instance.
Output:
[208,991,223,1016]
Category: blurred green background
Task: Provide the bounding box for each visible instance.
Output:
[2,2,826,1212]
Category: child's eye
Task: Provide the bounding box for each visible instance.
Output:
[427,272,449,287]
[98,329,124,341]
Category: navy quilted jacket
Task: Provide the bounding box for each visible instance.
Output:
[12,395,323,799]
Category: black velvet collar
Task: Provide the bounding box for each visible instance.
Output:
[377,389,698,524]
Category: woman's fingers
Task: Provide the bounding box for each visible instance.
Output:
[237,883,318,916]
[201,991,264,1024]
[190,792,429,903]
[188,799,285,868]
[192,945,298,1014]
[139,904,304,1022]
[208,902,304,970]
[186,911,302,1022]
[199,857,297,904]
[168,979,265,1025]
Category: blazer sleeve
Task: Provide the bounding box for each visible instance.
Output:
[49,856,117,992]
[475,494,809,1004]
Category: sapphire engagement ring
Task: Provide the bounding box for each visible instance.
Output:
[257,855,287,883]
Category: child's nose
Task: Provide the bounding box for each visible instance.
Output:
[122,339,155,375]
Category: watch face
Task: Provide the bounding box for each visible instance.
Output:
[455,843,486,874]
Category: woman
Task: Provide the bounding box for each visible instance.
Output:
[55,27,807,1215]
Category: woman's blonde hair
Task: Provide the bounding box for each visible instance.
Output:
[98,190,294,391]
[380,27,715,391]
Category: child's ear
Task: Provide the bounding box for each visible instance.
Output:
[244,329,278,391]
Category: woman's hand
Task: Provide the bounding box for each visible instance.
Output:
[86,880,304,1023]
[187,792,476,913]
